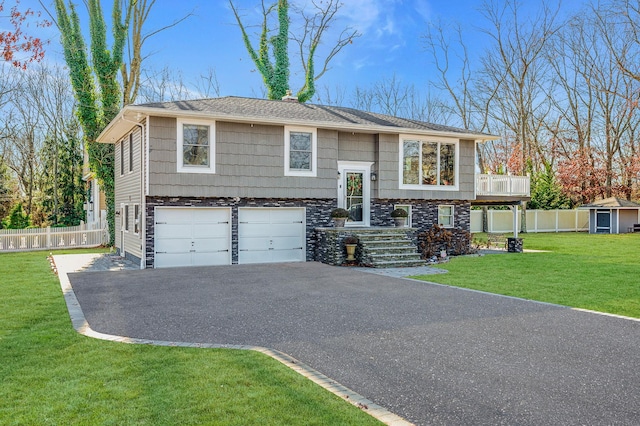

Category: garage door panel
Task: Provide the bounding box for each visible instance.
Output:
[270,247,305,263]
[155,237,192,253]
[271,209,304,222]
[192,251,230,266]
[238,208,306,264]
[238,222,272,237]
[269,223,304,237]
[194,237,231,252]
[157,209,189,222]
[155,207,231,268]
[155,223,193,239]
[238,236,271,251]
[271,236,304,250]
[155,252,192,268]
[197,223,230,239]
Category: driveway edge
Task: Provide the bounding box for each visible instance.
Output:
[52,254,412,426]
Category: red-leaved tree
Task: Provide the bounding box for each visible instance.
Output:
[0,0,50,69]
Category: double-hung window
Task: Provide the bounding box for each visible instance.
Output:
[177,118,215,173]
[285,126,317,176]
[124,204,130,232]
[119,140,125,176]
[438,205,454,228]
[128,133,134,173]
[400,136,458,189]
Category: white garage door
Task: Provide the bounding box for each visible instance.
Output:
[238,208,306,264]
[155,207,231,268]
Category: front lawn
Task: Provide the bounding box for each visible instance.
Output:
[0,249,380,425]
[414,232,640,318]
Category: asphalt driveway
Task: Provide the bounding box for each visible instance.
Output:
[68,261,640,425]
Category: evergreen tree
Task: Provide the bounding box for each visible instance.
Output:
[529,164,573,210]
[2,203,31,229]
[40,133,85,226]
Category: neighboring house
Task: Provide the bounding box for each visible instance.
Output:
[580,197,640,234]
[82,145,106,226]
[96,95,530,269]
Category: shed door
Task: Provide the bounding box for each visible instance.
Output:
[596,210,611,234]
[155,207,231,268]
[238,208,306,264]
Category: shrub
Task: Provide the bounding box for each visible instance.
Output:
[418,224,474,258]
[330,208,349,218]
[343,235,358,245]
[390,208,408,217]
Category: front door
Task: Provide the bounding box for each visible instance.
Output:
[338,162,372,227]
[596,210,611,233]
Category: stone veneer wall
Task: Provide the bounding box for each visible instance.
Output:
[370,199,471,232]
[315,227,419,266]
[144,197,471,268]
[145,197,336,268]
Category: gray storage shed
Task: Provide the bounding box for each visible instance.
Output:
[581,197,640,234]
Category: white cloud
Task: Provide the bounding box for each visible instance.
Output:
[413,0,433,23]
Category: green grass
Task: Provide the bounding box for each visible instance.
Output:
[0,249,380,425]
[414,232,640,318]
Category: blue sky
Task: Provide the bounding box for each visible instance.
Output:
[16,0,583,102]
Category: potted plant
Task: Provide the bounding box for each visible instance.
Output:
[390,208,409,227]
[343,235,358,262]
[330,208,349,227]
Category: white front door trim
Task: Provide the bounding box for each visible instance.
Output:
[338,161,373,227]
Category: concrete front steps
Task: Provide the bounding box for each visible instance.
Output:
[352,229,427,268]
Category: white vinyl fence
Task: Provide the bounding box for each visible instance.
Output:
[471,209,589,233]
[0,222,108,253]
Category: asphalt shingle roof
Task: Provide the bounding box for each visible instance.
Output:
[582,197,640,208]
[135,96,488,136]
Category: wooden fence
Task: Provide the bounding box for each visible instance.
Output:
[0,222,108,253]
[471,209,589,233]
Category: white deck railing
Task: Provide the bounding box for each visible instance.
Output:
[476,174,530,197]
[0,222,108,252]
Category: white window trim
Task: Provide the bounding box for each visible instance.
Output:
[394,204,412,228]
[398,135,459,191]
[133,204,140,235]
[119,140,125,176]
[438,204,455,228]
[177,118,216,174]
[284,126,317,177]
[124,204,130,233]
[128,133,134,173]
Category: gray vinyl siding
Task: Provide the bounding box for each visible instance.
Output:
[337,132,376,163]
[148,117,338,198]
[115,128,143,261]
[145,116,477,202]
[377,134,475,200]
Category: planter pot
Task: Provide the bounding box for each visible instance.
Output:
[393,218,406,227]
[332,218,346,227]
[345,244,357,261]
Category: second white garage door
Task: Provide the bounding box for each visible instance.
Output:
[155,207,231,268]
[238,208,306,264]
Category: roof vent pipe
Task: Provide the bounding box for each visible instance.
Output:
[281,89,298,102]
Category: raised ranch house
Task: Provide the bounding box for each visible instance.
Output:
[96,96,530,269]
